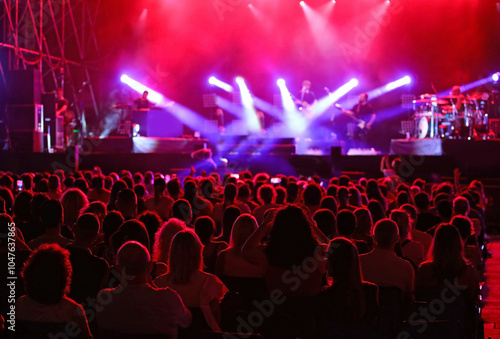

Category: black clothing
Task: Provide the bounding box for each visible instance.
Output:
[134,97,150,109]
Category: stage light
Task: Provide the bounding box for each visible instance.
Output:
[120,74,163,104]
[300,1,305,5]
[312,78,359,119]
[493,72,500,82]
[277,79,286,87]
[332,0,336,3]
[248,3,252,8]
[208,76,233,92]
[236,77,261,133]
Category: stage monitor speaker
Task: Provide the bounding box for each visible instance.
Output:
[5,104,44,131]
[7,70,42,105]
[9,130,44,152]
[41,93,57,145]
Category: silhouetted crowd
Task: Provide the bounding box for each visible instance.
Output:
[0,167,488,338]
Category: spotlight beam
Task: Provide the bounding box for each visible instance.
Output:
[236,77,261,133]
[209,76,234,92]
[314,78,359,118]
[366,76,411,100]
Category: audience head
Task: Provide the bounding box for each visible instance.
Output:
[429,223,466,280]
[353,207,373,236]
[172,199,192,225]
[48,175,61,192]
[373,219,399,249]
[61,188,89,228]
[166,177,181,198]
[275,186,287,205]
[453,196,470,216]
[194,216,216,245]
[221,206,241,242]
[117,241,151,281]
[74,178,89,194]
[224,183,238,203]
[367,199,385,224]
[327,238,362,285]
[138,211,162,250]
[22,244,72,304]
[313,209,336,239]
[338,175,350,187]
[153,218,186,264]
[451,215,473,242]
[13,190,33,222]
[258,184,276,205]
[40,199,63,231]
[337,210,357,237]
[111,220,150,255]
[266,205,317,268]
[102,211,124,242]
[168,230,203,284]
[303,183,322,207]
[229,214,259,252]
[437,199,453,221]
[349,187,362,207]
[414,192,430,212]
[74,213,100,247]
[390,209,410,240]
[320,196,338,216]
[116,188,137,219]
[134,184,146,199]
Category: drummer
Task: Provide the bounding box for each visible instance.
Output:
[449,85,466,112]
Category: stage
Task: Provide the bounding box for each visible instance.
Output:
[2,137,500,181]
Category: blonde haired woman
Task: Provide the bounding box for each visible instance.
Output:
[154,230,228,332]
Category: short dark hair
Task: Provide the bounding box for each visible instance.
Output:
[194,216,216,245]
[337,210,357,237]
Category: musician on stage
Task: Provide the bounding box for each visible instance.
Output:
[295,80,317,112]
[55,88,76,147]
[134,90,150,109]
[449,85,466,112]
[342,93,375,144]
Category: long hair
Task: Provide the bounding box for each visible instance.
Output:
[428,223,467,281]
[229,214,258,253]
[354,207,373,236]
[60,188,89,227]
[326,238,366,321]
[168,230,203,285]
[265,205,318,268]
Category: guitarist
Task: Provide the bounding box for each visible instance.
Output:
[295,80,317,117]
[341,93,375,144]
[55,88,76,148]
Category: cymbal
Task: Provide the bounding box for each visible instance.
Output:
[467,92,489,100]
[413,98,448,105]
[441,94,462,99]
[419,93,435,99]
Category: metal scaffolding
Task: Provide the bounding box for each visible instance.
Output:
[0,0,101,136]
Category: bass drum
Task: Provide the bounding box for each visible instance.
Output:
[417,116,429,139]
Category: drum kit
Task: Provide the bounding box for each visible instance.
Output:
[412,92,490,140]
